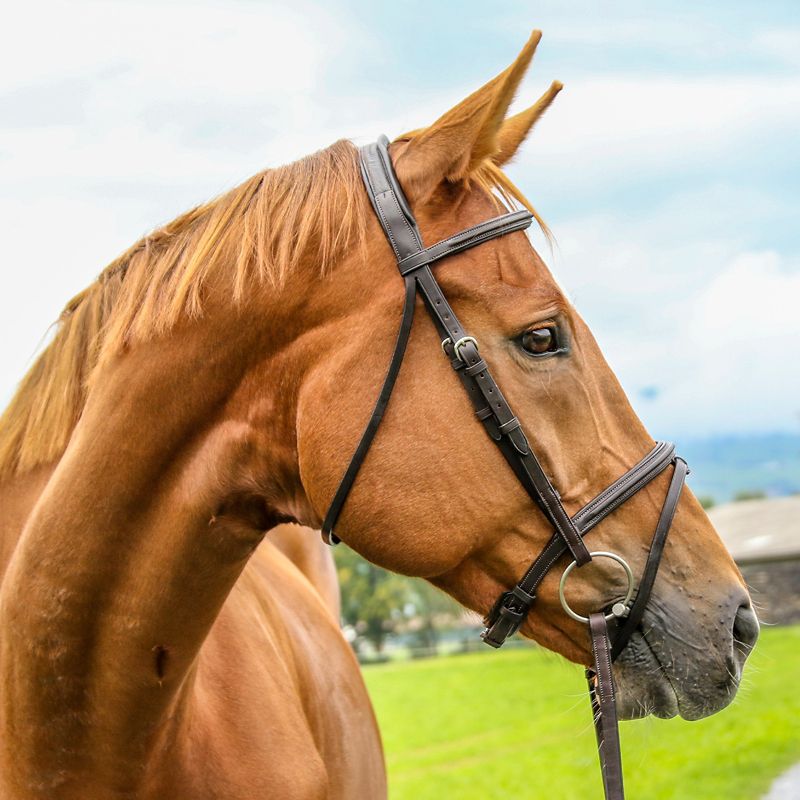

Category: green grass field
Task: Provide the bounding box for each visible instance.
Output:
[363,626,800,799]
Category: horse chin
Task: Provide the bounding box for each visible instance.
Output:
[613,627,739,722]
[613,632,680,720]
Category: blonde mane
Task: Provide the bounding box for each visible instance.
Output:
[0,139,537,480]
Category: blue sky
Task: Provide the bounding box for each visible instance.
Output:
[0,0,798,439]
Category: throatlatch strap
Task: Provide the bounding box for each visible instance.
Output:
[321,275,417,545]
[321,138,424,543]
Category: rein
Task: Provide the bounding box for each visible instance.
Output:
[322,135,687,800]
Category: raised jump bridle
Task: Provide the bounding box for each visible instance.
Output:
[321,136,688,800]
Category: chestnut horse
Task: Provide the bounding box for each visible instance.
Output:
[0,31,756,799]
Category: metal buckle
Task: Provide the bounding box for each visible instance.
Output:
[558,551,635,624]
[452,336,478,361]
[480,586,535,648]
[481,605,523,648]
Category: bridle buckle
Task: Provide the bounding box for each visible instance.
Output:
[452,336,478,361]
[481,586,535,648]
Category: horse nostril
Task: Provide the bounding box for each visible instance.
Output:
[732,603,760,656]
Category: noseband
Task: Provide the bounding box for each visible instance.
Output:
[321,136,687,800]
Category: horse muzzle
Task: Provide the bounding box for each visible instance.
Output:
[614,593,759,721]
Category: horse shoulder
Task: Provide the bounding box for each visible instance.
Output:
[146,541,385,800]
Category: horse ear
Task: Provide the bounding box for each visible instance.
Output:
[493,80,563,167]
[392,30,543,205]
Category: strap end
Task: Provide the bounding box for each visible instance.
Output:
[480,587,535,648]
[320,528,341,547]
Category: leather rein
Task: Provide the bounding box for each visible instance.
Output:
[320,135,688,800]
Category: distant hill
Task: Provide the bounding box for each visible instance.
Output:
[677,432,800,504]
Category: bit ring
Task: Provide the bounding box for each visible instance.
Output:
[559,551,635,624]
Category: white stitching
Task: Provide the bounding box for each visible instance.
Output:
[398,215,530,272]
[573,443,673,527]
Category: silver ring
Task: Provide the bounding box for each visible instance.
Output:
[558,551,635,624]
[452,336,478,360]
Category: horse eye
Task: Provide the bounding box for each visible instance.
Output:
[520,326,558,356]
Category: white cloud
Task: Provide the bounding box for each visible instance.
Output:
[694,251,800,340]
[0,1,345,96]
[0,0,367,405]
[0,2,797,442]
[660,251,800,435]
[508,75,800,193]
[752,29,800,68]
[549,213,800,436]
[0,0,364,181]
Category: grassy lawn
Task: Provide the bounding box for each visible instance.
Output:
[363,626,800,800]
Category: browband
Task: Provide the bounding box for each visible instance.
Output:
[397,210,533,275]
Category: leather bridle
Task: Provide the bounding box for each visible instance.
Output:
[320,135,688,800]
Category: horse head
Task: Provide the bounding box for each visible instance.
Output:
[298,31,758,721]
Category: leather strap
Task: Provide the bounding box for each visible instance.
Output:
[321,274,417,545]
[397,210,533,275]
[321,138,425,544]
[583,460,686,800]
[367,139,590,566]
[323,136,591,569]
[588,613,624,800]
[321,134,694,800]
[611,457,687,659]
[572,441,676,533]
[481,442,675,647]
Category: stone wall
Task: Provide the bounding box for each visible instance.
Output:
[738,557,800,626]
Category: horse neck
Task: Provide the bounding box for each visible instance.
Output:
[0,293,316,794]
[0,465,54,582]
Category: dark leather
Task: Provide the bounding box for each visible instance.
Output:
[481,441,676,648]
[324,137,591,569]
[589,613,624,800]
[322,139,425,544]
[611,457,687,659]
[320,274,417,545]
[397,210,533,275]
[320,134,694,800]
[572,441,676,532]
[584,460,686,800]
[484,455,688,800]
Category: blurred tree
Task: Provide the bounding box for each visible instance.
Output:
[407,580,462,655]
[334,547,413,653]
[698,495,716,509]
[733,489,767,502]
